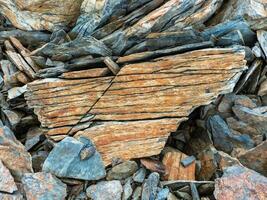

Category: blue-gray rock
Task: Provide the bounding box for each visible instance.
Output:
[133,168,146,183]
[207,115,254,154]
[122,178,133,200]
[22,172,67,200]
[156,188,170,200]
[86,180,123,200]
[42,136,106,181]
[181,156,196,167]
[141,172,160,200]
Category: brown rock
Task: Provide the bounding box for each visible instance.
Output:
[162,150,195,181]
[216,151,241,170]
[140,158,165,174]
[22,172,67,200]
[0,160,17,193]
[238,141,267,176]
[214,165,267,200]
[197,147,218,181]
[0,126,33,181]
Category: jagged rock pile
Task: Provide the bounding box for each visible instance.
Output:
[0,0,267,199]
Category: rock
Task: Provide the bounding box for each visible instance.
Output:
[32,151,49,172]
[22,172,67,200]
[107,160,138,180]
[175,191,192,200]
[122,178,133,200]
[0,192,23,200]
[86,181,123,200]
[7,85,27,100]
[167,193,179,200]
[133,168,146,183]
[0,160,17,193]
[140,158,165,174]
[258,79,267,96]
[181,156,196,167]
[214,165,267,200]
[0,126,33,181]
[234,96,257,109]
[156,188,169,200]
[197,147,218,181]
[162,150,195,181]
[207,115,254,154]
[43,136,106,181]
[25,127,45,151]
[216,151,241,170]
[141,172,160,200]
[238,141,267,176]
[132,186,142,200]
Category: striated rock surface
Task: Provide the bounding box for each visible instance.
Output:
[0,160,18,194]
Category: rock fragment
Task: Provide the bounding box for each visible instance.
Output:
[107,160,138,180]
[0,160,17,194]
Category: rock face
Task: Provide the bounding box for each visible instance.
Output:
[26,48,247,166]
[107,161,138,180]
[141,172,160,200]
[22,172,67,200]
[0,126,33,180]
[86,181,123,200]
[238,141,267,176]
[0,160,17,194]
[42,137,106,180]
[214,165,267,200]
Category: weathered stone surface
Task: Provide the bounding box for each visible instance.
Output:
[216,151,241,170]
[107,161,138,180]
[86,181,123,200]
[0,160,17,194]
[140,158,165,174]
[0,192,23,200]
[0,126,33,181]
[142,172,160,200]
[156,188,170,200]
[22,172,67,200]
[122,178,133,200]
[214,165,267,200]
[238,141,267,176]
[26,48,247,166]
[163,150,195,181]
[133,168,146,183]
[43,137,106,180]
[0,0,83,31]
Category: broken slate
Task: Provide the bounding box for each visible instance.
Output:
[42,136,106,181]
[141,172,160,200]
[22,172,67,200]
[0,160,18,194]
[107,160,138,180]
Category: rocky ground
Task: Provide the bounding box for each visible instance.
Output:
[0,0,267,200]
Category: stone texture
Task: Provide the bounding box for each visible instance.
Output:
[238,141,267,176]
[133,168,146,183]
[43,137,106,180]
[86,181,123,200]
[142,172,160,200]
[107,161,138,180]
[22,172,67,200]
[214,165,267,200]
[0,126,33,181]
[0,160,17,193]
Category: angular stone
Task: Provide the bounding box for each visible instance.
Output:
[142,172,160,200]
[0,160,17,193]
[133,168,146,183]
[86,181,123,200]
[167,193,179,200]
[163,151,195,181]
[132,186,142,200]
[214,165,267,200]
[140,158,165,174]
[43,137,106,181]
[107,161,138,180]
[0,192,23,200]
[32,151,49,172]
[156,188,169,200]
[122,178,133,200]
[216,151,241,170]
[238,141,267,176]
[0,126,33,181]
[22,172,67,200]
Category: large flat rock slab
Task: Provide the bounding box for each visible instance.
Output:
[26,48,247,165]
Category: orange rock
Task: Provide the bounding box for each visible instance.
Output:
[140,158,165,174]
[162,151,195,181]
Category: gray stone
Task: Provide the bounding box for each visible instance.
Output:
[181,156,196,167]
[7,85,27,100]
[167,193,179,200]
[43,136,106,181]
[25,127,45,151]
[86,181,123,200]
[141,172,160,200]
[107,160,138,180]
[175,191,192,200]
[156,188,170,200]
[0,192,23,200]
[122,178,133,200]
[22,172,67,200]
[133,167,146,183]
[132,186,142,200]
[32,151,49,172]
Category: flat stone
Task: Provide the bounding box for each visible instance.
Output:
[141,172,160,200]
[7,85,27,100]
[214,165,267,200]
[238,141,267,176]
[156,188,169,200]
[0,126,33,181]
[0,192,23,200]
[216,151,241,170]
[107,160,138,180]
[0,160,17,193]
[133,168,146,183]
[22,172,67,200]
[43,136,106,181]
[32,151,49,172]
[122,178,133,200]
[140,158,165,174]
[132,186,142,200]
[167,193,179,200]
[181,156,196,167]
[25,127,45,151]
[86,181,123,200]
